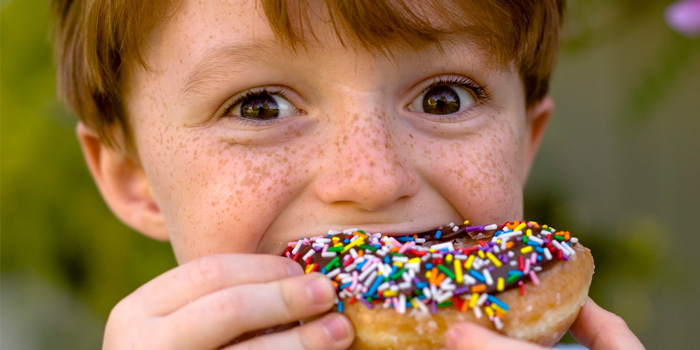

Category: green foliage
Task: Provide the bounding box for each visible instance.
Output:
[1,1,175,347]
[562,0,700,124]
[2,0,698,348]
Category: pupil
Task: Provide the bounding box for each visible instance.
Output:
[422,86,460,115]
[240,93,279,120]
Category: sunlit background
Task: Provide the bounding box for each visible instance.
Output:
[2,0,699,348]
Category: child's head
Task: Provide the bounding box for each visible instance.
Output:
[53,0,562,263]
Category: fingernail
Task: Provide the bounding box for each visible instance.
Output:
[287,262,304,276]
[324,314,352,342]
[306,275,333,304]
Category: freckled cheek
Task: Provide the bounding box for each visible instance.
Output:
[422,133,525,222]
[145,138,309,261]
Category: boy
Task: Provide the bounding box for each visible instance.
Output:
[52,0,643,348]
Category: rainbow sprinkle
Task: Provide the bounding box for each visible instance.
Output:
[283,221,579,330]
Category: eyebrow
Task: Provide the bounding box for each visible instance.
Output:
[180,40,281,97]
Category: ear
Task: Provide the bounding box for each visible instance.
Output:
[522,95,554,181]
[77,122,169,241]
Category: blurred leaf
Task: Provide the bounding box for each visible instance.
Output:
[623,33,700,123]
[562,0,663,53]
[1,0,176,322]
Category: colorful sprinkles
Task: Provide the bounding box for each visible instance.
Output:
[282,220,579,330]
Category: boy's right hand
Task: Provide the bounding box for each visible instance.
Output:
[102,254,354,349]
[445,297,644,350]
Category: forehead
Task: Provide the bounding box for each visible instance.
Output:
[144,0,508,69]
[132,0,508,105]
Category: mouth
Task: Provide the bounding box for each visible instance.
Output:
[277,220,464,253]
[280,220,501,259]
[318,221,457,238]
[279,219,503,252]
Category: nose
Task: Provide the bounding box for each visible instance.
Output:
[314,108,419,211]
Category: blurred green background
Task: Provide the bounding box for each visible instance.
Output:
[1,0,699,348]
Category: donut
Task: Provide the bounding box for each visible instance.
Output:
[283,220,594,349]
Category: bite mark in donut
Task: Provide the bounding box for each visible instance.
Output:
[283,220,594,348]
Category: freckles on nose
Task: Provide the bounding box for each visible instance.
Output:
[315,112,418,210]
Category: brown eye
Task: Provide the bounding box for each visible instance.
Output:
[422,85,460,115]
[240,93,279,120]
[409,83,476,115]
[229,91,299,121]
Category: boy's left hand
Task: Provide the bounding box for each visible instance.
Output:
[444,298,645,349]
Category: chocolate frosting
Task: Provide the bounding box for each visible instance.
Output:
[283,220,579,326]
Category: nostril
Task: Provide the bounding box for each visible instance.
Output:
[315,159,419,211]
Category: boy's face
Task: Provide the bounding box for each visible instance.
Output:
[119,0,549,263]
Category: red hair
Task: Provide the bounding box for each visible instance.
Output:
[51,0,564,150]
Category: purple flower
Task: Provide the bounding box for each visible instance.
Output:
[665,0,700,37]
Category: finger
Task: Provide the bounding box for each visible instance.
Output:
[164,273,337,349]
[132,254,303,315]
[570,297,645,350]
[446,322,545,350]
[224,313,354,350]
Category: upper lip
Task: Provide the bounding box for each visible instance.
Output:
[272,221,462,255]
[300,221,451,238]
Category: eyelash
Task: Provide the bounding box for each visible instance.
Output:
[219,88,293,124]
[421,76,490,104]
[216,76,489,124]
[411,76,491,121]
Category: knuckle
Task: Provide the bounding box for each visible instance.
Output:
[275,280,297,320]
[298,331,317,350]
[606,313,630,330]
[296,319,340,350]
[188,255,226,287]
[104,299,144,348]
[108,297,129,318]
[108,295,138,325]
[294,323,317,350]
[208,292,243,317]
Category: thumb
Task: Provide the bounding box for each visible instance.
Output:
[446,322,546,350]
[569,297,645,349]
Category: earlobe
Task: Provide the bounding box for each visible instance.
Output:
[77,123,169,241]
[522,96,554,182]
